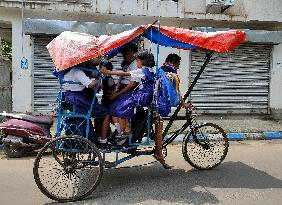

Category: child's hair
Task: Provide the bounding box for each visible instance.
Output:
[165,53,181,65]
[100,61,113,71]
[121,42,138,55]
[136,50,155,67]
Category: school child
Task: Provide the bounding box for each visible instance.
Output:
[100,50,171,169]
[63,60,111,149]
[160,53,192,110]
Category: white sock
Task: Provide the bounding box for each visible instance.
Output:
[114,123,122,134]
[99,139,107,144]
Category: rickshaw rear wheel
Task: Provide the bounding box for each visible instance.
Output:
[33,136,103,203]
[182,123,229,170]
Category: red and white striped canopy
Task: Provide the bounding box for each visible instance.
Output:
[47,25,246,71]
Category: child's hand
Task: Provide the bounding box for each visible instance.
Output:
[109,92,120,100]
[100,66,111,74]
[183,102,193,110]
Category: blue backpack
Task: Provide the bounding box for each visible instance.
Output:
[157,69,180,116]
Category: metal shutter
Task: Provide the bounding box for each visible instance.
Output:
[33,36,124,114]
[33,36,57,114]
[190,43,272,114]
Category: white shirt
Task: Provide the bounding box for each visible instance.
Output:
[129,67,154,89]
[119,60,138,84]
[63,68,92,91]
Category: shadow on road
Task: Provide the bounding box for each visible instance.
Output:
[43,161,282,205]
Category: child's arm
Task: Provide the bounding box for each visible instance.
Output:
[100,66,131,76]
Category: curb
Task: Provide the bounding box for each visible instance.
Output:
[227,132,282,141]
[0,132,281,150]
[165,131,282,142]
[263,131,282,139]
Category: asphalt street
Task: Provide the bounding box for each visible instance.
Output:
[1,140,282,205]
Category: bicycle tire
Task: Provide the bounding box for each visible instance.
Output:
[33,136,103,202]
[182,122,229,170]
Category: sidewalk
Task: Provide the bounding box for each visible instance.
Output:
[166,113,282,141]
[1,114,282,150]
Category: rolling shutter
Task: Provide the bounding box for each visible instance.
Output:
[33,36,57,114]
[190,43,272,114]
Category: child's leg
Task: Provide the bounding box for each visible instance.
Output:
[153,116,171,169]
[112,116,122,134]
[118,118,129,133]
[154,120,164,159]
[124,120,130,133]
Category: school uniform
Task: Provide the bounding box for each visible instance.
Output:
[63,67,109,118]
[117,60,138,91]
[101,74,116,107]
[160,64,180,95]
[111,67,154,119]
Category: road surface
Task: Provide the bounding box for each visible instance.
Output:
[1,140,282,205]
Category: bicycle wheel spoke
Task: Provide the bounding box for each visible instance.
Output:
[33,136,103,202]
[183,123,229,170]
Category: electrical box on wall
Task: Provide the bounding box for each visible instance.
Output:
[206,0,235,14]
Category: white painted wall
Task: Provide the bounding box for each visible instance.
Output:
[0,9,33,113]
[270,44,282,118]
[1,0,282,24]
[12,21,33,112]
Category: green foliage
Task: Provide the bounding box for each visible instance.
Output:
[1,39,12,61]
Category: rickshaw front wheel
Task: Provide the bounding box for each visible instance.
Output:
[33,136,103,202]
[182,123,229,170]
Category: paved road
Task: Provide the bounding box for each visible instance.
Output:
[1,140,282,205]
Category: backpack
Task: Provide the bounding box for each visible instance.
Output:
[157,69,180,116]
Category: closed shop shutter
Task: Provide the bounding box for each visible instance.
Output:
[190,43,272,114]
[33,36,57,114]
[33,36,124,114]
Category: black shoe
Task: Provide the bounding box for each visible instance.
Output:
[115,134,128,147]
[97,142,112,150]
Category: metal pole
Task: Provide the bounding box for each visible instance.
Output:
[155,20,161,76]
[152,20,161,107]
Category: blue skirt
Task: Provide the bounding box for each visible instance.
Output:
[64,90,109,118]
[110,86,153,119]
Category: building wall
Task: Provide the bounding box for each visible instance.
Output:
[1,0,282,28]
[1,1,282,116]
[0,9,33,113]
[270,44,282,119]
[184,0,282,22]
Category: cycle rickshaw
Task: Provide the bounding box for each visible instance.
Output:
[33,21,246,202]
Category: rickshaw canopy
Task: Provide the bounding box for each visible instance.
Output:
[47,24,246,71]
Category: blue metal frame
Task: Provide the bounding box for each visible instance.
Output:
[55,68,101,142]
[54,20,163,167]
[54,67,154,167]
